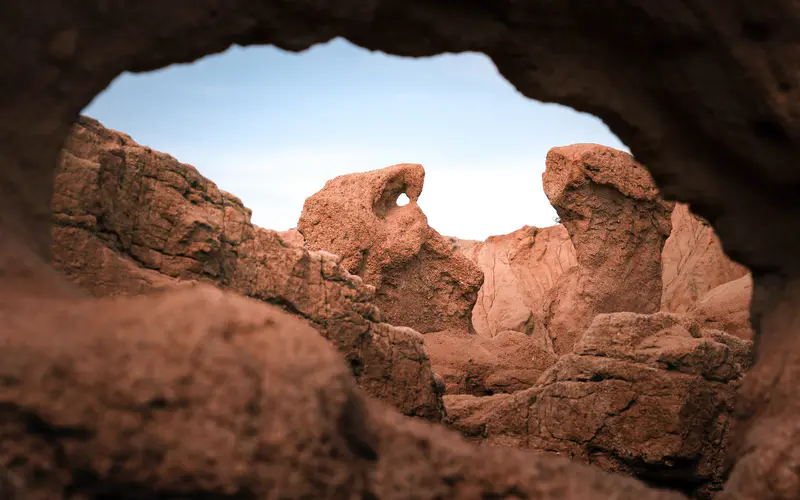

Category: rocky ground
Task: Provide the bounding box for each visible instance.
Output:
[46,117,754,499]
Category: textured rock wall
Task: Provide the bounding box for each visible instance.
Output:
[52,116,444,421]
[662,203,749,313]
[456,225,577,339]
[445,313,752,499]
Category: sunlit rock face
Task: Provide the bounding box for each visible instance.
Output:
[541,144,674,355]
[298,163,484,334]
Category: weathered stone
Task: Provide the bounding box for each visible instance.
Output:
[446,312,752,499]
[2,1,800,497]
[424,329,558,396]
[662,203,749,313]
[51,117,443,421]
[455,225,577,341]
[298,163,483,334]
[541,145,674,354]
[690,274,754,341]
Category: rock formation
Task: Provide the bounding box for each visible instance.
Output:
[277,228,305,247]
[541,145,674,354]
[424,329,558,396]
[298,163,484,333]
[446,313,752,499]
[4,2,800,498]
[0,277,685,500]
[689,274,754,341]
[662,203,749,313]
[455,225,577,339]
[52,116,443,420]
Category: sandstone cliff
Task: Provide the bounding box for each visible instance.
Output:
[455,225,577,339]
[662,203,749,313]
[51,116,443,420]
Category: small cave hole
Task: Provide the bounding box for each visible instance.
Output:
[396,192,410,206]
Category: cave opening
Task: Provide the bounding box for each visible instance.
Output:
[80,37,628,242]
[1,3,782,496]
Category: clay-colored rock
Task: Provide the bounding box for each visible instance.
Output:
[446,312,752,499]
[690,274,754,340]
[424,329,558,396]
[456,225,577,340]
[51,117,443,420]
[298,163,484,333]
[0,280,686,500]
[277,228,305,247]
[662,203,749,313]
[542,145,674,354]
[4,1,800,498]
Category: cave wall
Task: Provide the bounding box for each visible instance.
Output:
[1,1,800,499]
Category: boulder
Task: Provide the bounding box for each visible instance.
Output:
[51,116,443,420]
[298,163,484,333]
[445,312,752,499]
[541,145,674,354]
[424,329,558,396]
[662,203,749,313]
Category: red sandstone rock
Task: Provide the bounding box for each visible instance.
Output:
[1,280,685,500]
[424,329,558,396]
[455,225,577,341]
[277,228,305,247]
[689,274,754,341]
[445,312,752,499]
[662,203,749,313]
[541,145,674,354]
[51,116,443,421]
[298,163,484,333]
[3,2,800,498]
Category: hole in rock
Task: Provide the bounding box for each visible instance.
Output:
[396,193,410,207]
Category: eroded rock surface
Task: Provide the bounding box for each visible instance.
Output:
[1,281,687,500]
[689,274,754,341]
[51,116,443,420]
[662,203,749,313]
[424,329,557,396]
[541,145,674,354]
[456,225,577,340]
[298,163,483,333]
[446,312,752,499]
[3,2,800,498]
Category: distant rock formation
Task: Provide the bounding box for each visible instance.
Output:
[689,274,753,340]
[454,225,577,339]
[298,163,484,333]
[445,312,751,499]
[662,203,749,313]
[424,329,558,396]
[541,144,674,354]
[51,116,443,420]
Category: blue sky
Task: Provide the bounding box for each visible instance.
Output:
[83,38,627,240]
